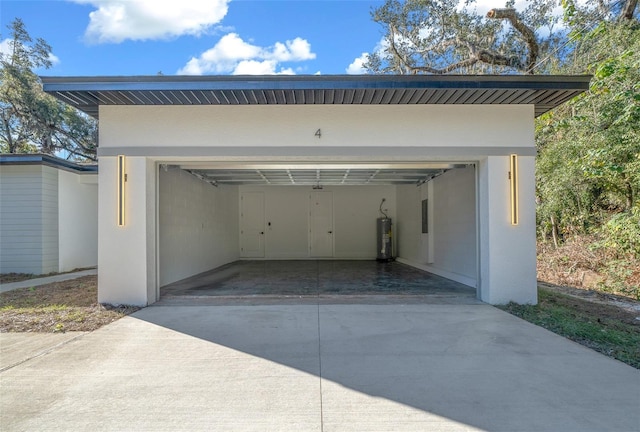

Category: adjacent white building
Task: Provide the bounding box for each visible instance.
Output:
[0,154,98,274]
[42,74,590,306]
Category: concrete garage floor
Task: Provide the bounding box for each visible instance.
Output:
[2,304,638,431]
[161,260,479,303]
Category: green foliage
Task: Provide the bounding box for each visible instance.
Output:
[592,205,640,299]
[536,21,639,296]
[598,259,639,299]
[536,22,640,241]
[0,18,97,160]
[597,205,640,258]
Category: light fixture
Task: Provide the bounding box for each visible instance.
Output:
[117,155,126,226]
[509,154,518,226]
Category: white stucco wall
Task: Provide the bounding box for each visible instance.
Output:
[98,105,534,155]
[58,170,98,272]
[159,168,238,286]
[478,156,537,304]
[98,156,156,306]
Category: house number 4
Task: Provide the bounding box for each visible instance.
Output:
[315,129,322,138]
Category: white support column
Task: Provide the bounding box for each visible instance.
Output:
[478,155,537,304]
[98,156,157,306]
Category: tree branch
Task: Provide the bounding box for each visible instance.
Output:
[0,110,16,152]
[388,25,474,74]
[620,0,638,20]
[388,24,416,74]
[487,8,539,73]
[389,32,524,74]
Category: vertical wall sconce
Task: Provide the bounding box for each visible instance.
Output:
[509,154,519,226]
[117,155,127,226]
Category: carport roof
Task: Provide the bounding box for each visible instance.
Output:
[41,74,591,119]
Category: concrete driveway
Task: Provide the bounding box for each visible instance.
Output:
[1,303,639,431]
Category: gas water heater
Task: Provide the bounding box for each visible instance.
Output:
[376,198,393,261]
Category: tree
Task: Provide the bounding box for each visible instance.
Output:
[366,0,563,74]
[0,18,97,160]
[366,0,637,75]
[536,21,640,239]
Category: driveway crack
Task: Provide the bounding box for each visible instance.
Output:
[0,332,87,373]
[316,260,324,431]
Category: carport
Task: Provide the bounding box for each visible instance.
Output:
[42,74,590,306]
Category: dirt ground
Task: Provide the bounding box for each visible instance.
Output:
[537,238,640,300]
[539,280,640,325]
[0,268,95,284]
[538,281,640,328]
[0,276,139,333]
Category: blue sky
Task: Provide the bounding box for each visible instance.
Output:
[0,0,388,76]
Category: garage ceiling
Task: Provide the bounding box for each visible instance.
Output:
[175,163,468,186]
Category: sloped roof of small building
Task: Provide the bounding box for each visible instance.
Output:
[41,74,591,119]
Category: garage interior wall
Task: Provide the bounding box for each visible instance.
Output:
[395,184,429,266]
[238,185,396,259]
[159,167,239,286]
[58,170,98,272]
[396,166,477,287]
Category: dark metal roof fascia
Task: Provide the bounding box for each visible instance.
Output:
[40,74,592,119]
[41,74,591,92]
[0,154,98,173]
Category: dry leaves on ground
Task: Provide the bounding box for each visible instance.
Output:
[0,276,139,333]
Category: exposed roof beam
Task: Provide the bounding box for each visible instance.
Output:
[178,162,464,170]
[366,170,380,184]
[341,169,350,185]
[256,170,271,184]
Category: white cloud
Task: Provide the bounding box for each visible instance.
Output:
[462,0,538,16]
[346,36,389,75]
[233,60,295,75]
[0,38,60,67]
[178,33,316,75]
[73,0,230,43]
[48,53,61,66]
[270,38,315,62]
[233,60,277,75]
[462,0,499,16]
[346,52,369,74]
[0,39,11,57]
[464,0,587,23]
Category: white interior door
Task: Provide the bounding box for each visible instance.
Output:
[240,192,265,258]
[309,191,333,257]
